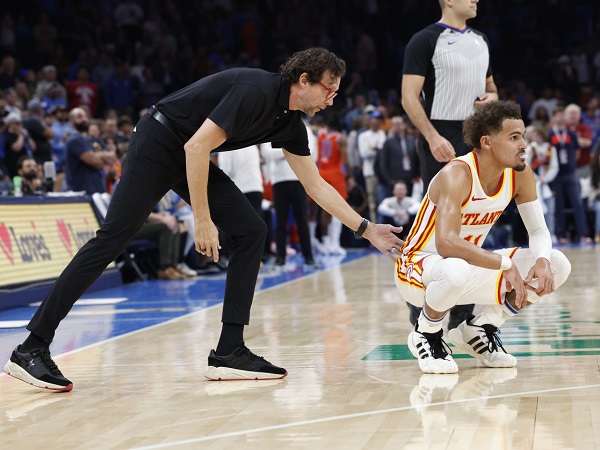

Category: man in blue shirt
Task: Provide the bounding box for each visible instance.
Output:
[64,108,116,194]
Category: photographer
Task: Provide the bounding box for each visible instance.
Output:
[16,155,43,194]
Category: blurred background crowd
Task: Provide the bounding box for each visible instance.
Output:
[1,0,600,279]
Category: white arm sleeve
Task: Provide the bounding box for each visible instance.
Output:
[517,199,552,261]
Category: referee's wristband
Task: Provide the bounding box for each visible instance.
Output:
[500,256,512,271]
[354,218,370,237]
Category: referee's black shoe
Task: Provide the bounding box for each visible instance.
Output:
[205,342,288,380]
[4,346,73,391]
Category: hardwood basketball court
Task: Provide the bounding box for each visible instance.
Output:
[1,246,599,449]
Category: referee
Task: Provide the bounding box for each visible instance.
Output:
[401,0,498,329]
[4,47,404,391]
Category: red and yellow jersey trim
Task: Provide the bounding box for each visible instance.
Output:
[401,196,436,258]
[395,256,427,290]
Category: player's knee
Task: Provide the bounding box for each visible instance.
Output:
[438,258,470,287]
[424,258,469,311]
[550,249,571,288]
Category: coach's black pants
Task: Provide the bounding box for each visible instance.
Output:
[28,114,267,342]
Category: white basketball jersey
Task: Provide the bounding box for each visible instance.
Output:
[397,152,515,289]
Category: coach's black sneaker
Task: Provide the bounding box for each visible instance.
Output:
[205,343,288,380]
[4,346,73,392]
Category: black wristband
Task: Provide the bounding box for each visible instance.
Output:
[354,218,370,237]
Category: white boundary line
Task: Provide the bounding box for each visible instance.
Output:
[131,383,600,449]
[29,297,129,307]
[0,253,374,364]
[0,320,29,329]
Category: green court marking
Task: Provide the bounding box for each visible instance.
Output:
[511,324,573,331]
[363,340,600,361]
[500,332,573,338]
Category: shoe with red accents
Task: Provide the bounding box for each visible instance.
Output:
[4,346,73,392]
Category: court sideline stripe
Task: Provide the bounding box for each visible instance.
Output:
[131,382,600,449]
[0,254,375,369]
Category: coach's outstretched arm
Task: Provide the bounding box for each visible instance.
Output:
[284,150,404,260]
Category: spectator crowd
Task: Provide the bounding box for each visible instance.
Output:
[2,0,600,281]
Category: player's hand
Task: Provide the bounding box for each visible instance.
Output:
[503,265,528,308]
[523,258,555,296]
[194,218,221,262]
[363,223,404,261]
[427,134,455,162]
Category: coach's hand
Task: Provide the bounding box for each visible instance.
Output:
[195,218,221,262]
[363,223,405,262]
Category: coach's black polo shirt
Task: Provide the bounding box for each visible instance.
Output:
[156,68,309,156]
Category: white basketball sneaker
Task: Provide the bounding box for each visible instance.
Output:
[448,318,517,368]
[408,328,458,374]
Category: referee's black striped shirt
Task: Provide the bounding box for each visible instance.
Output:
[403,22,492,122]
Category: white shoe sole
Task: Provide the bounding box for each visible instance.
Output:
[205,366,288,381]
[4,361,73,391]
[407,332,459,374]
[447,328,517,368]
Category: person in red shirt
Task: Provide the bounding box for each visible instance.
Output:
[65,66,99,118]
[315,117,351,255]
[565,103,593,176]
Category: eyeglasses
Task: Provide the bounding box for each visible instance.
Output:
[318,82,338,100]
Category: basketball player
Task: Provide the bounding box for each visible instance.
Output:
[395,101,571,374]
[402,0,499,329]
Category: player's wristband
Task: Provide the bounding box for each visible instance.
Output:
[354,218,370,237]
[500,256,512,271]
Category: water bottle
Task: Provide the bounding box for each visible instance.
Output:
[13,176,22,197]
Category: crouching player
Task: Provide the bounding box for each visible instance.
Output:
[395,101,571,373]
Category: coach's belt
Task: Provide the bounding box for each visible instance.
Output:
[148,105,184,145]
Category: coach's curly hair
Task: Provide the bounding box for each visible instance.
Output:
[463,101,523,149]
[280,48,346,84]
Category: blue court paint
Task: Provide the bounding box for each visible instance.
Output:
[0,250,371,357]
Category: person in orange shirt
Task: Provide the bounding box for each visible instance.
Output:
[315,117,351,255]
